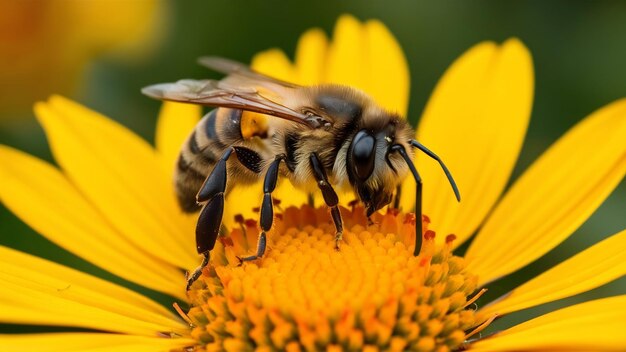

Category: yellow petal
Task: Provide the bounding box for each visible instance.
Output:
[469,295,626,351]
[0,333,194,352]
[35,96,197,270]
[153,101,201,241]
[285,14,411,117]
[363,19,410,115]
[400,39,533,247]
[325,14,367,90]
[480,229,626,317]
[0,146,185,299]
[251,48,297,81]
[467,99,626,285]
[155,101,202,176]
[272,181,312,212]
[295,28,329,85]
[259,15,409,114]
[0,246,186,336]
[222,184,263,230]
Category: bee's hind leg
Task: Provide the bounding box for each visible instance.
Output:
[186,252,209,291]
[186,148,233,290]
[310,153,344,251]
[238,154,286,264]
[237,232,267,264]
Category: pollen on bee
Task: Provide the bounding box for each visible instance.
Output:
[240,111,269,139]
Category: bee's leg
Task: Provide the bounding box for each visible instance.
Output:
[239,154,286,263]
[310,153,344,250]
[391,145,423,256]
[186,148,233,290]
[186,251,209,291]
[407,140,461,255]
[391,142,461,256]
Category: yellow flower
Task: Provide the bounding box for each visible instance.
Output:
[1,14,626,351]
[0,0,167,113]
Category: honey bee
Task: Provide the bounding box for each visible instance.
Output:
[142,57,460,289]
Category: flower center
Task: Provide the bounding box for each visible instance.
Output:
[181,205,487,351]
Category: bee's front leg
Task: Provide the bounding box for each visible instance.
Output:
[400,140,460,256]
[238,154,286,264]
[390,145,423,256]
[186,148,233,290]
[310,153,344,250]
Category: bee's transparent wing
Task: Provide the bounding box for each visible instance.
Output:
[198,56,299,89]
[142,79,318,128]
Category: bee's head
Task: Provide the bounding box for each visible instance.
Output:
[346,118,414,216]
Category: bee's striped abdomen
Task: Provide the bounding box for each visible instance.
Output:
[175,108,245,212]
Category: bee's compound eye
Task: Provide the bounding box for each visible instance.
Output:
[350,130,376,181]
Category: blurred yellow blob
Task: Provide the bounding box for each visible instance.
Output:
[0,0,167,113]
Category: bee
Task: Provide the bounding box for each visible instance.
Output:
[142,57,460,289]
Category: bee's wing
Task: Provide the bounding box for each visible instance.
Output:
[142,78,318,128]
[197,56,299,89]
[197,56,310,120]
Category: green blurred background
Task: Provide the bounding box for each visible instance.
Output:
[1,0,625,333]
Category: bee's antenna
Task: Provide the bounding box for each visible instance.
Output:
[409,140,461,202]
